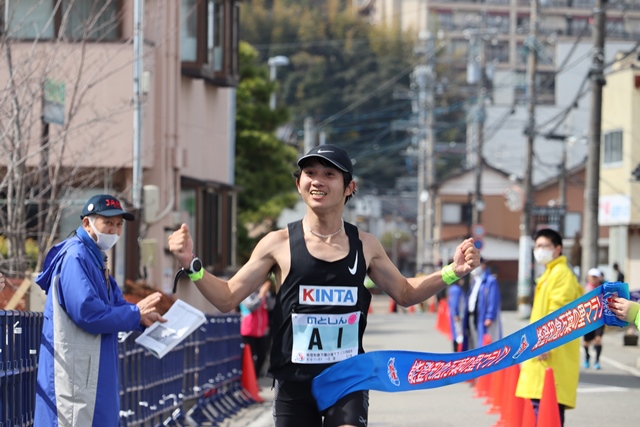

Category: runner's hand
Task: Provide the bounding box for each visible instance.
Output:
[452,238,480,278]
[168,223,195,269]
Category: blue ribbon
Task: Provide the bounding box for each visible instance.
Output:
[312,282,629,411]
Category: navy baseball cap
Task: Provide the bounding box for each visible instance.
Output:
[81,194,135,221]
[297,144,353,175]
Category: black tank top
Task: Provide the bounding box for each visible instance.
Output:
[268,220,371,382]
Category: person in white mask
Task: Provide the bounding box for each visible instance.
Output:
[515,228,583,427]
[34,194,166,427]
[465,257,502,350]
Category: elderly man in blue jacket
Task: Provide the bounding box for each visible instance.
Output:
[34,194,165,427]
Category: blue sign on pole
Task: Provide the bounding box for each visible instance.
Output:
[474,239,483,250]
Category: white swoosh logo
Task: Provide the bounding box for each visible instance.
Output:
[348,251,358,275]
[317,149,333,153]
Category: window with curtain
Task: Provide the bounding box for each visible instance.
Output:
[62,0,119,40]
[180,0,240,87]
[603,130,623,165]
[181,0,198,61]
[4,0,55,39]
[4,0,120,41]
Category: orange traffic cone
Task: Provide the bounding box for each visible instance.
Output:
[493,364,519,426]
[388,298,397,313]
[508,397,525,427]
[521,399,536,427]
[473,335,493,398]
[485,367,505,412]
[408,305,416,313]
[538,368,562,427]
[428,297,436,313]
[241,344,264,403]
[501,364,522,427]
[435,299,452,339]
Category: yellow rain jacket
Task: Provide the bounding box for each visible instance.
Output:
[515,255,584,408]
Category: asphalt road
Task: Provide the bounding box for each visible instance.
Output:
[223,294,640,427]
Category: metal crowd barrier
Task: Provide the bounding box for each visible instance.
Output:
[1,311,256,427]
[1,310,43,427]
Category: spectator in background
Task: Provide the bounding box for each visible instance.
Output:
[515,228,583,426]
[240,277,274,378]
[447,278,467,352]
[34,194,166,427]
[0,272,4,292]
[582,268,605,369]
[466,257,502,349]
[612,262,625,282]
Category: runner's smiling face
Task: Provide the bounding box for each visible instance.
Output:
[297,159,354,208]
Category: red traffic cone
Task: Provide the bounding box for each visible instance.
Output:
[388,298,397,313]
[485,367,505,411]
[493,364,519,426]
[538,368,562,427]
[521,399,536,427]
[241,344,264,403]
[473,335,493,398]
[435,299,452,339]
[502,364,522,427]
[508,397,525,427]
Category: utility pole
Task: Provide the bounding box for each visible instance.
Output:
[469,29,487,227]
[415,31,437,274]
[517,0,538,318]
[425,33,437,273]
[581,0,607,279]
[132,0,144,209]
[559,139,567,237]
[304,117,317,152]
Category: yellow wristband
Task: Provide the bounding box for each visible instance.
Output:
[441,263,460,285]
[629,302,640,327]
[188,269,204,282]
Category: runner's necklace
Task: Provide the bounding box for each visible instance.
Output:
[304,216,344,238]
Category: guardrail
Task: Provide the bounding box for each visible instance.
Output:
[1,310,255,427]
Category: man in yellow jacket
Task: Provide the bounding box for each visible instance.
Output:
[515,228,583,426]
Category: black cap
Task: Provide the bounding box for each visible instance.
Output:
[297,144,353,175]
[81,194,135,221]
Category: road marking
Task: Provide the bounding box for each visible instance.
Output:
[578,385,630,393]
[600,355,640,378]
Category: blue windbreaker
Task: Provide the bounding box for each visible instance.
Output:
[465,269,503,349]
[34,227,142,427]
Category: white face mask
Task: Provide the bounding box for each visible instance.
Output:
[88,216,120,251]
[533,248,555,265]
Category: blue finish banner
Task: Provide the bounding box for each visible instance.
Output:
[312,282,628,411]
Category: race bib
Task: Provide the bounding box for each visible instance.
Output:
[291,312,360,364]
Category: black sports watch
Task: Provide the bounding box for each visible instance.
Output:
[172,256,203,293]
[188,256,203,274]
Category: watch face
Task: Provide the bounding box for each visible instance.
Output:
[191,258,203,272]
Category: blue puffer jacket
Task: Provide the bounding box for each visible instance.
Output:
[34,226,142,427]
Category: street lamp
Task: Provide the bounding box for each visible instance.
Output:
[268,55,289,110]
